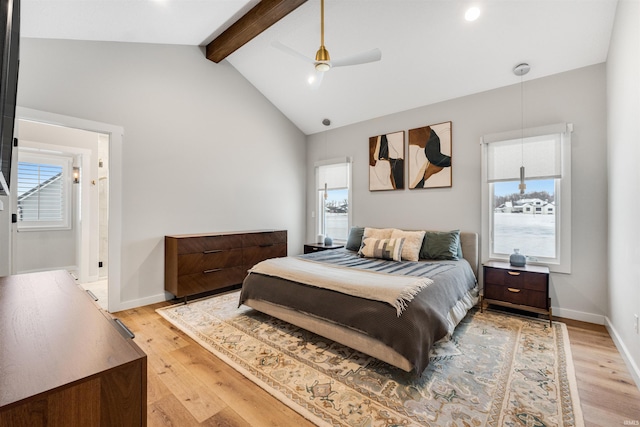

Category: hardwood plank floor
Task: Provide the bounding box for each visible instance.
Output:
[115,303,640,426]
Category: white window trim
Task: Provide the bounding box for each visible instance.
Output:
[314,157,352,243]
[17,149,73,231]
[481,123,572,274]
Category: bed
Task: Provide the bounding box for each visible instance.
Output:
[239,228,479,374]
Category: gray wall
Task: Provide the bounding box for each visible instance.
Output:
[13,38,307,310]
[607,0,640,386]
[307,64,608,324]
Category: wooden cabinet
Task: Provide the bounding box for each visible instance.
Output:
[481,261,552,325]
[0,270,147,426]
[165,230,287,299]
[303,243,345,254]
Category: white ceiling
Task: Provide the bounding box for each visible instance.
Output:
[22,0,618,135]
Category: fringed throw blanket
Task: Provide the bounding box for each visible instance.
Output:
[248,256,433,316]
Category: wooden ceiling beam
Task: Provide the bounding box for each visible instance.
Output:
[206,0,307,63]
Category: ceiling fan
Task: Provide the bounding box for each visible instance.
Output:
[272,0,382,85]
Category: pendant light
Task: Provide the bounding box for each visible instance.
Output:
[322,118,330,201]
[513,62,530,194]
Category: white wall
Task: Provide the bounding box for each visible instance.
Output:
[606,0,640,386]
[14,38,307,310]
[307,64,608,324]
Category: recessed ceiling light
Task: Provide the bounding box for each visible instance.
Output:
[465,6,481,22]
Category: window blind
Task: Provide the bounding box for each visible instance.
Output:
[486,133,563,182]
[17,162,65,221]
[317,162,349,190]
[483,123,571,183]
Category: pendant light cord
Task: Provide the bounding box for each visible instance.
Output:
[514,63,530,195]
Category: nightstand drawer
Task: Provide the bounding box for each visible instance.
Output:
[484,267,547,292]
[484,283,548,309]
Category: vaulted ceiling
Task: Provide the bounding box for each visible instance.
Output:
[22,0,618,135]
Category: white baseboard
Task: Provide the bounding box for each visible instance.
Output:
[17,266,77,276]
[604,316,640,391]
[551,306,605,325]
[109,293,167,313]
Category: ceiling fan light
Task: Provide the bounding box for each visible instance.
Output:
[465,6,480,22]
[315,62,331,72]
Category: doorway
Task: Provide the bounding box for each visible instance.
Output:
[12,107,123,312]
[12,119,109,309]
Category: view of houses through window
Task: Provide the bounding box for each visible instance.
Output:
[17,162,64,222]
[16,151,72,230]
[492,179,556,259]
[321,188,348,242]
[316,161,351,243]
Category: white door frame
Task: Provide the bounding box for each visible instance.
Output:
[16,107,124,312]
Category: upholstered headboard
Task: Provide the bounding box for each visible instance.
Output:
[459,232,479,278]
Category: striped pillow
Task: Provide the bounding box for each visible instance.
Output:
[358,237,405,261]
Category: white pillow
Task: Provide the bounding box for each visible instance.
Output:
[390,229,426,261]
[363,227,396,240]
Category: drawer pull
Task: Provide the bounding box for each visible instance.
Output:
[203,268,222,274]
[259,244,274,248]
[203,249,222,254]
[507,287,521,293]
[507,271,521,276]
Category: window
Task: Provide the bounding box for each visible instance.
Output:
[17,151,73,230]
[481,123,572,273]
[315,158,351,243]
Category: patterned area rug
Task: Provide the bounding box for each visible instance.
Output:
[157,291,584,427]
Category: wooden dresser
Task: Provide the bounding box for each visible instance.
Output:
[0,270,147,426]
[165,229,287,299]
[482,260,551,325]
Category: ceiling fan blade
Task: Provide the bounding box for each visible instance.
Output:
[308,69,325,89]
[271,41,315,65]
[331,48,382,68]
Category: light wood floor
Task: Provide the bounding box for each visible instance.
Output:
[115,303,640,426]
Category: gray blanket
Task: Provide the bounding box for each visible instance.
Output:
[239,249,477,374]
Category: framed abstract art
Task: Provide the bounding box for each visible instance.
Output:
[408,121,452,189]
[369,131,405,191]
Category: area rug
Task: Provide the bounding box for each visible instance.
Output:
[157,291,584,427]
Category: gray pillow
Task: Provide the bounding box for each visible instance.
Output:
[420,230,461,260]
[346,226,365,251]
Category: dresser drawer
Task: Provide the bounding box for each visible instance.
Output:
[242,230,287,247]
[172,267,246,297]
[484,267,547,292]
[243,243,287,267]
[175,234,243,255]
[176,248,243,275]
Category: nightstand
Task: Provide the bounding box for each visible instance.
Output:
[304,243,345,254]
[481,261,552,325]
